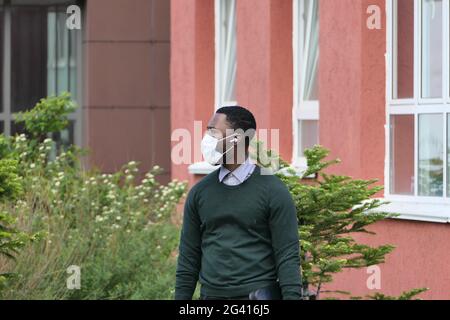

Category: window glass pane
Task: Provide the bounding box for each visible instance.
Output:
[47,10,56,96]
[302,0,319,101]
[390,115,414,195]
[10,4,79,145]
[298,120,318,157]
[47,9,68,95]
[11,6,47,112]
[421,0,443,99]
[418,114,443,197]
[69,15,78,100]
[219,0,236,105]
[447,115,450,197]
[393,0,414,99]
[47,7,78,98]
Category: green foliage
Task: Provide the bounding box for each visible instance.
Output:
[253,142,425,300]
[0,133,186,299]
[365,288,429,300]
[0,158,22,201]
[0,149,41,289]
[0,94,187,299]
[67,223,180,300]
[14,92,76,140]
[0,157,22,285]
[0,212,42,288]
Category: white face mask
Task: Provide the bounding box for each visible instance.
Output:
[201,133,238,166]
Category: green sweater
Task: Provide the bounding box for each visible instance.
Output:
[175,166,302,300]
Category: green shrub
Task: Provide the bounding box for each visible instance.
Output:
[68,223,180,300]
[0,94,187,299]
[0,158,22,201]
[0,156,38,290]
[14,92,76,141]
[253,142,427,300]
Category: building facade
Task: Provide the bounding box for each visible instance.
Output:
[1,0,172,182]
[171,0,450,299]
[4,0,450,299]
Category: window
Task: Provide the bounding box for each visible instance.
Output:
[293,0,319,166]
[215,0,237,108]
[387,0,450,202]
[1,0,82,146]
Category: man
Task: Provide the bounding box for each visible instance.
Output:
[175,106,302,300]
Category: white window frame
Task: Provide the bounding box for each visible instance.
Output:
[214,0,237,109]
[293,0,319,169]
[385,0,450,223]
[1,0,83,146]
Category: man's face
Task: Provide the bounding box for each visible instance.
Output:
[205,113,248,165]
[206,113,232,155]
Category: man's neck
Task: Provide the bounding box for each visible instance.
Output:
[223,152,249,172]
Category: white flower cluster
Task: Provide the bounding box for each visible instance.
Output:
[151,179,187,221]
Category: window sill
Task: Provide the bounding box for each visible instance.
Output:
[375,199,450,224]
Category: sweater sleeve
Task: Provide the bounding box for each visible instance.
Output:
[175,188,202,300]
[268,179,302,300]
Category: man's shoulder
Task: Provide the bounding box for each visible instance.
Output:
[255,171,296,209]
[255,169,286,188]
[255,170,295,201]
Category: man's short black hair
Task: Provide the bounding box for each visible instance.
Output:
[216,106,256,131]
[216,106,257,146]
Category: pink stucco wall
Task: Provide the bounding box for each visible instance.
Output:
[237,0,293,161]
[170,0,214,186]
[319,0,385,182]
[328,219,450,299]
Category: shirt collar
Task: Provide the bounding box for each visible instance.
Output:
[218,157,256,183]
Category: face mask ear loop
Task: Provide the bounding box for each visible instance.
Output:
[217,133,238,143]
[220,143,237,165]
[223,132,239,156]
[223,143,236,156]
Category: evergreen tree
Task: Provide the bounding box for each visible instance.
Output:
[254,143,426,300]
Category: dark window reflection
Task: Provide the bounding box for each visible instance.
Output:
[11,6,47,113]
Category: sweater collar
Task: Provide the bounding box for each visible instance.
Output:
[218,157,256,183]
